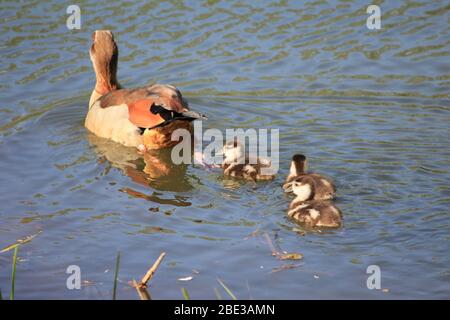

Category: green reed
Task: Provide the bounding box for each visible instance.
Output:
[10,246,19,300]
[112,251,121,300]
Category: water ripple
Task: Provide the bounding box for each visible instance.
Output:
[0,0,449,299]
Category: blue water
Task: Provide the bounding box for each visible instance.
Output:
[0,0,449,299]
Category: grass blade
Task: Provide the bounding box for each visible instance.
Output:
[112,251,121,300]
[10,246,19,300]
[1,230,42,253]
[217,278,237,300]
[181,287,190,300]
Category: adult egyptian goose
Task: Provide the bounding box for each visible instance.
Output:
[85,30,206,151]
[282,154,336,201]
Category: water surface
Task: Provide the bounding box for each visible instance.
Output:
[0,0,449,299]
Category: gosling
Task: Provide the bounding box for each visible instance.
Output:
[288,180,342,228]
[221,140,275,181]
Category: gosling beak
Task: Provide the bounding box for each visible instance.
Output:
[282,182,294,193]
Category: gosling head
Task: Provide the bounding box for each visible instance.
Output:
[286,177,314,202]
[222,139,245,164]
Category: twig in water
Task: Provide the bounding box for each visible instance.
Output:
[263,232,280,257]
[263,232,303,261]
[244,226,260,240]
[271,263,301,273]
[132,279,151,300]
[138,252,166,288]
[1,230,42,253]
[217,278,237,300]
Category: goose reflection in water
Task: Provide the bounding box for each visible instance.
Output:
[87,133,194,206]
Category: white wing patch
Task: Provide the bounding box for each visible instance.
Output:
[244,165,256,173]
[308,209,320,220]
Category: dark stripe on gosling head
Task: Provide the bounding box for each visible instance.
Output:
[290,154,307,175]
[292,154,306,162]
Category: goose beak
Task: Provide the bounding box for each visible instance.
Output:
[181,110,207,120]
[283,182,294,193]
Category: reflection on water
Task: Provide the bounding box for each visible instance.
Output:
[87,133,192,193]
[0,0,449,299]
